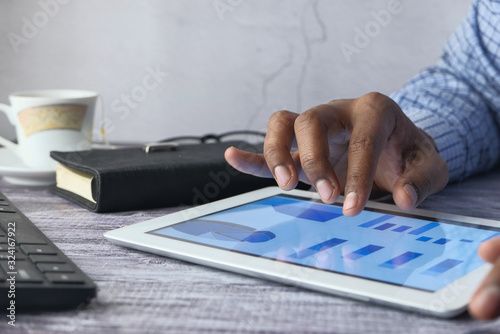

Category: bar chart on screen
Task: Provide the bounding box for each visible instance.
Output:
[152,195,499,291]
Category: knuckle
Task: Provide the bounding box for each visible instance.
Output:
[327,99,339,105]
[269,109,295,123]
[300,152,320,171]
[349,135,377,152]
[263,143,282,161]
[295,109,316,124]
[346,172,363,185]
[268,110,298,134]
[355,92,400,122]
[294,107,326,134]
[359,92,389,108]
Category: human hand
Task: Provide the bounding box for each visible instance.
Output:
[469,236,500,319]
[225,92,449,216]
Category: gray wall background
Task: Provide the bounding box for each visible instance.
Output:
[0,0,472,144]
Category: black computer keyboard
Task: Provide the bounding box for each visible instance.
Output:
[0,190,96,310]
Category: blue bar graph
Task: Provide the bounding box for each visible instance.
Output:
[297,207,343,222]
[289,237,347,259]
[434,238,451,245]
[416,236,432,242]
[344,245,384,260]
[422,259,463,276]
[408,222,439,235]
[379,251,423,269]
[358,215,393,228]
[273,204,343,222]
[374,223,396,231]
[392,226,411,233]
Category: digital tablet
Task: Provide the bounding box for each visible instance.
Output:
[104,187,500,318]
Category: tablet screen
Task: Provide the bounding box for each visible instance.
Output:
[149,195,499,292]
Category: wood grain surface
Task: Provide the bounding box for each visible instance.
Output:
[1,167,500,334]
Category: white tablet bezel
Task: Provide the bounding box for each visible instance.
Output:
[104,187,497,318]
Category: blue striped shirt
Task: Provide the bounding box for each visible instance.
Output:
[391,0,500,182]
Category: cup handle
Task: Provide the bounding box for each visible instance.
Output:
[0,103,18,152]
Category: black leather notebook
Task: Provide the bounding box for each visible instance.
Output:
[50,141,281,213]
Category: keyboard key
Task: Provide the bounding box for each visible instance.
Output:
[0,259,23,272]
[0,207,16,213]
[45,273,85,284]
[0,244,13,251]
[29,254,67,264]
[0,261,43,283]
[16,239,47,245]
[21,244,58,255]
[0,245,25,260]
[0,252,26,261]
[37,263,75,273]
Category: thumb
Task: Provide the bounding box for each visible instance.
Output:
[392,143,449,212]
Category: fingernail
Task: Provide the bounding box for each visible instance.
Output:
[474,285,500,317]
[343,192,358,213]
[316,179,334,203]
[403,183,418,207]
[275,165,291,188]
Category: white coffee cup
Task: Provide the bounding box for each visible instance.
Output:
[0,89,98,169]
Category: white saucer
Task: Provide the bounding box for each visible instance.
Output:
[0,148,56,186]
